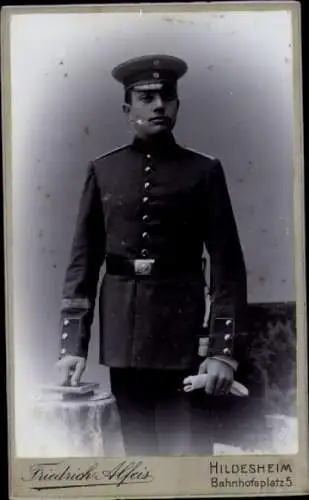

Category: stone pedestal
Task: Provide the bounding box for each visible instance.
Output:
[19,390,124,457]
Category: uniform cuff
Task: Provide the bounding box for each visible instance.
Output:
[208,306,236,357]
[59,313,90,359]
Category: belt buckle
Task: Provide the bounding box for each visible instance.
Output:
[134,259,155,275]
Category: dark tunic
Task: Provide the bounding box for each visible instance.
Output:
[59,133,248,369]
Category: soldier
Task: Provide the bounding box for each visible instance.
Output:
[55,54,248,455]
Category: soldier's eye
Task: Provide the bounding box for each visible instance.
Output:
[161,90,176,101]
[139,93,154,103]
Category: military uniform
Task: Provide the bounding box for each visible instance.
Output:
[58,55,248,455]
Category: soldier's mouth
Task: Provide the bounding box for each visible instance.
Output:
[150,116,169,124]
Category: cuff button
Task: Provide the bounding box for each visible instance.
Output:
[62,332,68,340]
[224,334,232,341]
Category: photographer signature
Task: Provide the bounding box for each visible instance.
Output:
[22,460,154,490]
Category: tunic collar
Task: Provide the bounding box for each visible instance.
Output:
[131,132,179,159]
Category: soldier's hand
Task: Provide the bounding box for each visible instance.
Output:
[55,355,87,386]
[198,358,234,396]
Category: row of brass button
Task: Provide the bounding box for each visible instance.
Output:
[141,154,153,258]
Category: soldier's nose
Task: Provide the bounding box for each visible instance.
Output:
[153,95,164,111]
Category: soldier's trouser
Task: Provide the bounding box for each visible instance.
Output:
[110,368,223,456]
[110,367,268,456]
[110,368,192,456]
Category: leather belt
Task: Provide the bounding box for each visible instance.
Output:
[106,254,203,277]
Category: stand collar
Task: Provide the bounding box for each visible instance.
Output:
[131,132,179,159]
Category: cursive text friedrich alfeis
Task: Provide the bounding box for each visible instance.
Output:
[22,460,153,488]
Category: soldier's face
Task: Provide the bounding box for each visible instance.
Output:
[123,86,179,138]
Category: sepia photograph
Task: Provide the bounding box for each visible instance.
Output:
[2,1,308,498]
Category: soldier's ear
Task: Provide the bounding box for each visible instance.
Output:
[122,103,131,115]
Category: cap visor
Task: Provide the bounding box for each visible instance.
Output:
[132,82,164,91]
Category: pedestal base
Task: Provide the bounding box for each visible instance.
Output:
[18,390,125,457]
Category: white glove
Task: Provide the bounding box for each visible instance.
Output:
[183,374,249,397]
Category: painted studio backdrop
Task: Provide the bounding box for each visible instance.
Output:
[9,8,297,456]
